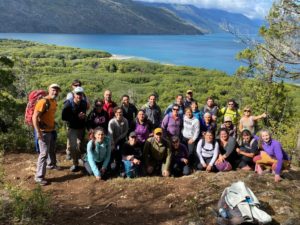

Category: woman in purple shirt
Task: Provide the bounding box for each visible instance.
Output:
[254,129,290,182]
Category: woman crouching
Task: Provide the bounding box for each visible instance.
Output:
[84,127,111,180]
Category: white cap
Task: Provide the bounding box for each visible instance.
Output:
[49,83,61,90]
[73,86,84,94]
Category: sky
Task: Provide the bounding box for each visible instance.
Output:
[136,0,275,19]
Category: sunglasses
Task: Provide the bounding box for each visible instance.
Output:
[244,110,251,112]
[75,92,83,96]
[73,84,81,87]
[173,108,179,111]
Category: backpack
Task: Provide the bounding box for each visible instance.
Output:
[217,181,272,225]
[25,90,50,126]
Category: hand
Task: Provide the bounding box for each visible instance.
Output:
[261,112,267,118]
[202,163,207,168]
[274,174,281,182]
[37,131,44,141]
[188,139,194,144]
[162,170,170,177]
[100,167,106,174]
[95,176,101,181]
[206,165,212,172]
[132,158,140,165]
[181,158,188,165]
[212,115,217,121]
[78,112,86,119]
[236,148,241,154]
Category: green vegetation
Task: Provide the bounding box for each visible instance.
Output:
[0,39,299,154]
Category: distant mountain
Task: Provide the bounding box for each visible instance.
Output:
[140,2,263,34]
[0,0,202,34]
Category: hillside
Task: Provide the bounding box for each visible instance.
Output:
[0,0,202,34]
[141,2,263,34]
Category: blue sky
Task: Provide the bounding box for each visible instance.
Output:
[136,0,274,19]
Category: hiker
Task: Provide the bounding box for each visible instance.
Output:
[86,99,109,133]
[219,99,241,125]
[164,94,185,119]
[254,129,290,182]
[108,106,129,173]
[202,97,218,121]
[196,130,219,172]
[183,90,195,108]
[191,101,203,121]
[161,103,182,139]
[141,93,162,129]
[239,106,267,134]
[170,136,190,177]
[62,86,88,172]
[220,116,237,138]
[121,131,143,178]
[143,128,171,177]
[201,112,217,137]
[181,107,200,169]
[64,79,90,160]
[130,109,153,147]
[103,89,117,120]
[33,84,61,185]
[120,94,137,126]
[236,129,259,170]
[215,128,239,171]
[84,127,111,180]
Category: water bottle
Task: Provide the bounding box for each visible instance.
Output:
[219,208,228,218]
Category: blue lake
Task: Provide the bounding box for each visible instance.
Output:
[0,33,252,75]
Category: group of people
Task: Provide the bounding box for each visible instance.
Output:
[32,80,290,185]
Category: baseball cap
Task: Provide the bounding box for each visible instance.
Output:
[73,87,84,94]
[154,128,163,135]
[186,90,193,94]
[129,131,137,137]
[224,116,232,122]
[49,83,61,90]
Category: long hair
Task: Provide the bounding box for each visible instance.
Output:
[258,129,272,150]
[91,127,105,152]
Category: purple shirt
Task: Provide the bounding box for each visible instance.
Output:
[262,139,289,175]
[161,114,182,137]
[134,121,151,144]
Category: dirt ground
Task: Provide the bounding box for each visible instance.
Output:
[2,152,300,225]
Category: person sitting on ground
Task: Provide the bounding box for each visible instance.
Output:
[191,101,203,121]
[239,106,267,135]
[196,130,219,172]
[184,90,195,108]
[62,86,88,172]
[215,128,239,171]
[86,99,109,133]
[143,128,171,177]
[120,94,138,126]
[65,79,90,160]
[84,127,111,181]
[170,136,190,177]
[130,109,153,147]
[33,83,61,185]
[254,129,290,182]
[236,129,259,171]
[220,116,237,138]
[103,89,117,120]
[201,112,217,137]
[121,132,143,178]
[181,107,200,169]
[202,97,218,121]
[108,106,129,173]
[141,93,162,129]
[164,94,185,119]
[161,103,182,139]
[219,99,241,125]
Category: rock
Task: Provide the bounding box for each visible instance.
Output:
[278,206,293,215]
[282,217,300,225]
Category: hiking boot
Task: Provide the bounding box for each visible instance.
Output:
[70,165,80,172]
[35,178,49,186]
[47,165,62,170]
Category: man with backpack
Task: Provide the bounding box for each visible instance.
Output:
[33,83,61,185]
[62,86,88,172]
[219,99,241,125]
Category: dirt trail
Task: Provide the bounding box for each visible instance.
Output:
[3,152,300,225]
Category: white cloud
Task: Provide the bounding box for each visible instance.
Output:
[136,0,274,19]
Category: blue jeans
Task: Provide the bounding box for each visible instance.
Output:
[122,160,140,178]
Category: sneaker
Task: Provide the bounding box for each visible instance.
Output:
[70,165,80,172]
[35,178,49,186]
[47,165,62,170]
